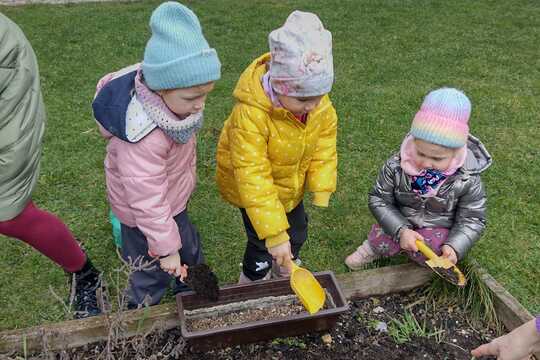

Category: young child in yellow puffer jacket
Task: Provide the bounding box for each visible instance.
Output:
[215,11,337,283]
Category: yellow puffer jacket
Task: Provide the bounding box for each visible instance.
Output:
[216,53,337,248]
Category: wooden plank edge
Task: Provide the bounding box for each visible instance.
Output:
[336,262,432,299]
[0,302,179,355]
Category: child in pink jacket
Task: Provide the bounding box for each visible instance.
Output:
[92,2,220,308]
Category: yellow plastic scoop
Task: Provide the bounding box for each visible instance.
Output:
[288,260,326,314]
[415,240,466,287]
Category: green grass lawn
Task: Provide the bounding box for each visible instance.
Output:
[0,0,538,330]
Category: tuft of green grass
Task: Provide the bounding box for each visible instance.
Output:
[387,310,443,344]
[423,258,501,332]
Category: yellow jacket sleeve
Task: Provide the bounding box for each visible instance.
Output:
[228,104,290,241]
[265,230,290,248]
[307,105,338,207]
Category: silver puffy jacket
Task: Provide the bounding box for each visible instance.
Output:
[368,135,492,260]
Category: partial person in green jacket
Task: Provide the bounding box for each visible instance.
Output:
[0,13,102,318]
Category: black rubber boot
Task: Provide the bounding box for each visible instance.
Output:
[72,258,102,319]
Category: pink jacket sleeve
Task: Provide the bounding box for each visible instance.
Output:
[115,133,182,257]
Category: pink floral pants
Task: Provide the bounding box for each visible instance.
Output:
[368,224,449,265]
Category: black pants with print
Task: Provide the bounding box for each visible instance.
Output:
[240,201,308,281]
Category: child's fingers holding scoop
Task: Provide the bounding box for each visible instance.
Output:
[174,265,185,279]
[178,265,188,280]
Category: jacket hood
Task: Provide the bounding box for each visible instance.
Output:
[462,134,492,175]
[93,70,135,142]
[233,53,273,112]
[92,66,153,143]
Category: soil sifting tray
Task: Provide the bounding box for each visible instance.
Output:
[176,271,348,351]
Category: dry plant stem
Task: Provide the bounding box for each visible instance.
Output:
[48,285,73,318]
[95,248,160,360]
[443,341,468,353]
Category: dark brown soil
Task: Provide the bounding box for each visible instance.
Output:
[38,288,499,360]
[184,264,219,301]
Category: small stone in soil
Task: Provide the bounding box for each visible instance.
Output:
[375,321,388,333]
[321,333,332,345]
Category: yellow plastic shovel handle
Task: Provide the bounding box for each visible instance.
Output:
[415,239,437,260]
[289,260,300,272]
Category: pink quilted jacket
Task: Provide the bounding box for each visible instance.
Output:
[96,68,197,257]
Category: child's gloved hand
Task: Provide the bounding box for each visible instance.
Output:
[159,253,188,280]
[399,228,423,252]
[441,245,458,264]
[268,241,293,268]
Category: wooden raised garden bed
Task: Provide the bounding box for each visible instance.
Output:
[0,262,537,358]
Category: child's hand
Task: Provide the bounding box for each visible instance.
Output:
[441,245,458,264]
[399,228,423,252]
[159,253,187,279]
[268,241,293,268]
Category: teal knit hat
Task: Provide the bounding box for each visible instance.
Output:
[142,2,221,90]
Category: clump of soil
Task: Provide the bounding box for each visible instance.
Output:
[184,263,219,301]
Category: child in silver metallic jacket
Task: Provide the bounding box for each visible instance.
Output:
[346,88,491,269]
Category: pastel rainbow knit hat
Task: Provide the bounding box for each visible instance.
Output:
[410,88,471,148]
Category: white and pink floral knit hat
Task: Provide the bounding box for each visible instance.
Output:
[268,10,334,97]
